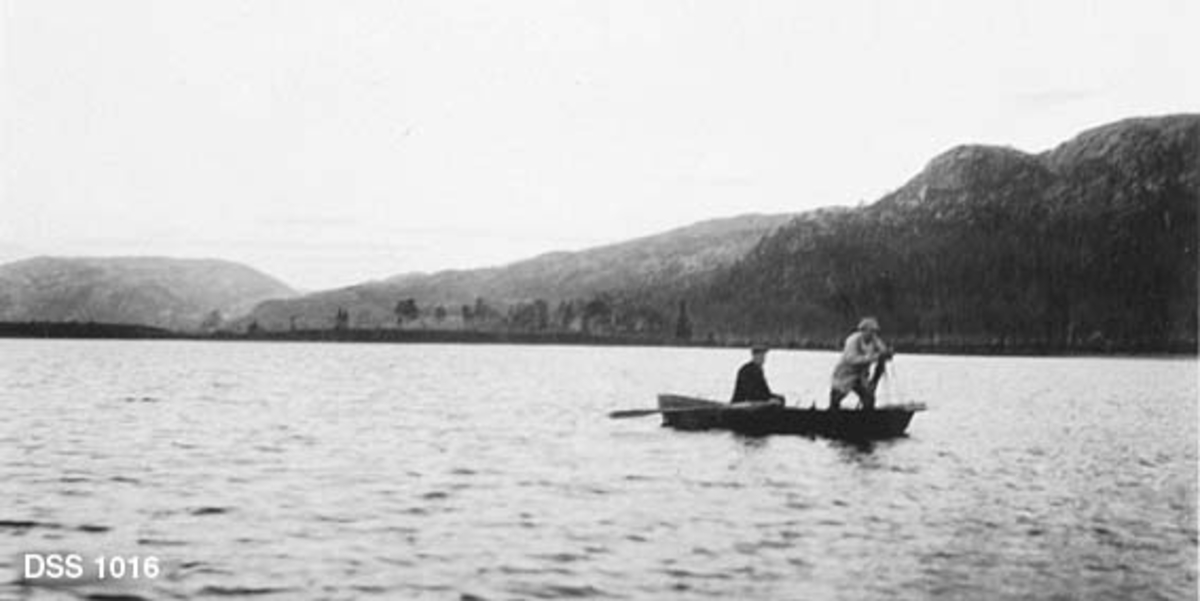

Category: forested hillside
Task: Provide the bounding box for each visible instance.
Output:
[695,115,1198,352]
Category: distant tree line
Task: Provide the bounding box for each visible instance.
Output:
[291,293,696,341]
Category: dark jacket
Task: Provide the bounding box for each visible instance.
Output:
[731,361,778,403]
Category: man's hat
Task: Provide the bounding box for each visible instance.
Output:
[857,317,880,331]
[751,344,770,354]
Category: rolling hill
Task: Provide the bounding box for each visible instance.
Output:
[242,213,795,331]
[0,256,297,331]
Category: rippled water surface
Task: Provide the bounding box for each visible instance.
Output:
[1,340,1196,600]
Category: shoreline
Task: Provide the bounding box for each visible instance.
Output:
[1,321,1195,358]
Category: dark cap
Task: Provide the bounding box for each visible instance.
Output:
[750,344,770,354]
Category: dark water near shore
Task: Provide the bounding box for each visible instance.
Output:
[1,340,1195,600]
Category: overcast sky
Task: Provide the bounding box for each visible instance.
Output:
[2,1,1197,290]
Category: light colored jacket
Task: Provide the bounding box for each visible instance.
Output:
[831,331,887,392]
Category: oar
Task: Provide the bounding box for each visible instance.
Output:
[868,351,892,394]
[609,400,781,419]
[608,407,714,419]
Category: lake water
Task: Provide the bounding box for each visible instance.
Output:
[1,340,1195,600]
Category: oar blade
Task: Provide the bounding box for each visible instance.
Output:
[607,408,662,419]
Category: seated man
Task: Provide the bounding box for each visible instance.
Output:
[829,317,893,410]
[731,345,785,404]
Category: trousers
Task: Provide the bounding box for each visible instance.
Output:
[829,380,875,411]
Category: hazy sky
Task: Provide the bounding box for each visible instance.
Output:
[3,1,1197,289]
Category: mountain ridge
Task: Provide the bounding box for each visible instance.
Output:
[698,113,1198,350]
[3,114,1195,352]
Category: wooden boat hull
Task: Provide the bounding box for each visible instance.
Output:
[658,394,923,440]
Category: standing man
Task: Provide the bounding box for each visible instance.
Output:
[829,317,893,411]
[731,345,785,404]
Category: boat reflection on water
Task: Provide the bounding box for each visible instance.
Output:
[828,437,907,465]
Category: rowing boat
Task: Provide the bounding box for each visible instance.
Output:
[657,394,924,440]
